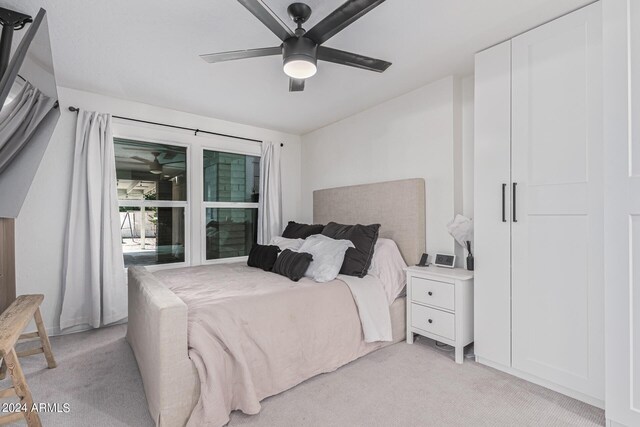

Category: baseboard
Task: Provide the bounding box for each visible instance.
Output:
[607,419,627,427]
[475,356,605,410]
[22,318,128,338]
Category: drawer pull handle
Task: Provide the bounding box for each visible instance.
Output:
[428,291,433,296]
[428,319,433,324]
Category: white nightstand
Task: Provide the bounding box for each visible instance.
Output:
[405,266,474,364]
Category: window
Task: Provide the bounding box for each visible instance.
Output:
[114,138,187,268]
[203,150,260,260]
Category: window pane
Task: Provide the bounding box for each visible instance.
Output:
[121,207,185,267]
[205,208,257,260]
[115,138,187,201]
[203,150,260,202]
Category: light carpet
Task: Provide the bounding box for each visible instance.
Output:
[0,324,604,426]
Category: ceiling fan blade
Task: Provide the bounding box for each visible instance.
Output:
[200,46,282,63]
[305,0,387,45]
[131,156,153,165]
[160,160,186,166]
[289,78,305,92]
[237,0,295,41]
[317,46,391,72]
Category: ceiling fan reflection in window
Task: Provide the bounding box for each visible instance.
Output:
[200,0,391,92]
[130,152,184,177]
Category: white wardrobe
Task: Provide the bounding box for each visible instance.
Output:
[474,2,604,407]
[603,0,640,425]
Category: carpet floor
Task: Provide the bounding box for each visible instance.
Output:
[0,324,604,426]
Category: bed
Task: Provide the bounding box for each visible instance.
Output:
[126,178,426,426]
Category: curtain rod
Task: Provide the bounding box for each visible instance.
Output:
[67,106,283,147]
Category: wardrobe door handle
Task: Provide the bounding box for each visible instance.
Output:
[428,291,433,296]
[502,183,507,222]
[512,182,518,222]
[428,319,433,324]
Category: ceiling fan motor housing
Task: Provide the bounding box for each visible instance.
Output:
[283,36,317,69]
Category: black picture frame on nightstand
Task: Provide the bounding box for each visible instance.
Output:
[417,253,429,267]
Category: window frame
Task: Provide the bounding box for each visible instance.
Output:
[199,144,260,265]
[113,118,264,269]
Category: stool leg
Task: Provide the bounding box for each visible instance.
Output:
[0,358,5,380]
[4,348,41,427]
[33,308,56,369]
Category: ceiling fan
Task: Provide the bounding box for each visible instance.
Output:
[130,152,184,175]
[200,0,391,92]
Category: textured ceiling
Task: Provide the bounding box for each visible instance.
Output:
[2,0,592,134]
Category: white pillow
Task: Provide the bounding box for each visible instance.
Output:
[299,234,354,283]
[269,236,305,251]
[368,238,408,304]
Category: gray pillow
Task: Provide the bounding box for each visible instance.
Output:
[272,249,313,282]
[281,221,324,239]
[322,222,381,278]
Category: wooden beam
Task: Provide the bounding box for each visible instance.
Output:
[0,295,44,355]
[16,347,43,358]
[18,332,39,341]
[0,218,15,313]
[34,308,56,369]
[4,348,41,426]
[126,180,141,195]
[0,387,16,398]
[0,411,25,425]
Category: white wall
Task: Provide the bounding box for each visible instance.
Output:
[462,75,475,220]
[15,86,302,334]
[16,75,474,333]
[300,76,472,260]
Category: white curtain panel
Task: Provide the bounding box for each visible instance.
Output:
[0,81,56,175]
[60,110,127,330]
[257,141,282,244]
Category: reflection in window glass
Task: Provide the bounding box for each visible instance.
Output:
[115,137,187,268]
[203,150,260,202]
[120,207,186,268]
[205,208,257,260]
[114,138,187,201]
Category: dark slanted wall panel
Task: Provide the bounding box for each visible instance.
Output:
[0,218,16,312]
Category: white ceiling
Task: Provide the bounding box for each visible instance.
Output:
[3,0,592,134]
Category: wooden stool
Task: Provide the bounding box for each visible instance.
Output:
[0,295,57,427]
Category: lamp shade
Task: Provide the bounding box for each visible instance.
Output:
[447,214,474,247]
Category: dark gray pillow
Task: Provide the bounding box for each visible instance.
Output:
[322,222,381,278]
[272,249,313,282]
[247,244,281,271]
[281,221,324,239]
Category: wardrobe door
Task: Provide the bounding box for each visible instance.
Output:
[603,0,640,425]
[511,3,603,401]
[473,41,512,367]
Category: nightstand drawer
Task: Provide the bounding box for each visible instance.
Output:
[411,303,455,340]
[411,277,454,311]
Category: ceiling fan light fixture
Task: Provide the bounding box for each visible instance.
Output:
[150,158,163,174]
[283,59,316,79]
[282,37,317,79]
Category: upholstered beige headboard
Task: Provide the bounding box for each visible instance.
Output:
[313,178,426,266]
